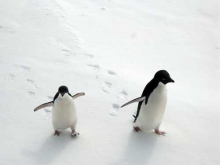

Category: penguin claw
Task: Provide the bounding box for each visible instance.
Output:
[71,131,79,137]
[155,130,166,136]
[134,127,141,132]
[54,131,60,136]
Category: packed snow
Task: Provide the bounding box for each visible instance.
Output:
[0,0,219,165]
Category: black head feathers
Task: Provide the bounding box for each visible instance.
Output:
[58,86,69,96]
[154,70,174,84]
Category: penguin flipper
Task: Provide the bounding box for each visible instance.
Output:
[72,92,85,100]
[134,101,143,122]
[121,96,146,108]
[34,101,53,111]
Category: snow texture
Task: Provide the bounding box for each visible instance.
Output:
[0,0,219,165]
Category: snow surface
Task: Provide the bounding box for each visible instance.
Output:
[0,0,219,165]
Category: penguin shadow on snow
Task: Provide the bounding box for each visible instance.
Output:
[32,132,78,165]
[121,131,157,165]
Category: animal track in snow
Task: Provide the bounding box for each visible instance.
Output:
[44,108,52,113]
[62,49,74,58]
[62,49,70,52]
[27,79,38,88]
[112,103,120,109]
[20,65,31,72]
[84,53,94,59]
[0,26,14,33]
[7,74,14,80]
[102,88,109,93]
[118,90,128,99]
[109,103,120,116]
[42,108,52,120]
[105,82,112,88]
[102,82,112,93]
[107,70,116,76]
[87,64,100,70]
[28,91,35,98]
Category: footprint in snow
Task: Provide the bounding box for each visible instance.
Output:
[87,64,100,70]
[27,79,38,89]
[28,91,35,98]
[0,26,14,33]
[102,82,112,93]
[62,49,74,58]
[118,90,128,99]
[109,103,120,116]
[112,103,120,109]
[42,108,52,120]
[20,65,31,72]
[6,74,15,80]
[44,109,52,113]
[107,70,116,76]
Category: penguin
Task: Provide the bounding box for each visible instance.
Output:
[34,86,85,137]
[121,70,174,135]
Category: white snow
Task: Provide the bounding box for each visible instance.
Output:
[0,0,219,165]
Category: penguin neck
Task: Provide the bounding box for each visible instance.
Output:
[150,78,160,88]
[148,79,166,92]
[152,77,168,85]
[58,94,71,102]
[142,78,160,96]
[157,82,167,91]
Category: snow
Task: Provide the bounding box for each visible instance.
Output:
[0,0,219,165]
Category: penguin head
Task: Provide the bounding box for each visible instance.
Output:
[58,86,69,97]
[154,70,175,84]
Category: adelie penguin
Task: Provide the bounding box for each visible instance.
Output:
[121,70,174,135]
[34,86,85,137]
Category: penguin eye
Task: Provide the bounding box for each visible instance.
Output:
[162,78,166,81]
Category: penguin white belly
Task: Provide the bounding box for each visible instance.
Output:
[134,82,167,131]
[52,95,77,130]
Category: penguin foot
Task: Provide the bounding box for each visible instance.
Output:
[134,127,141,132]
[54,130,60,136]
[155,129,166,136]
[71,131,79,137]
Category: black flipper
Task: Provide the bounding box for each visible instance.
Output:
[71,92,85,99]
[121,96,146,108]
[134,101,143,122]
[34,101,53,111]
[34,92,59,112]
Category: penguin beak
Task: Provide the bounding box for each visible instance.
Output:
[169,78,175,83]
[61,92,65,97]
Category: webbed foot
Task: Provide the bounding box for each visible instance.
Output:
[134,127,141,132]
[155,129,166,136]
[71,130,79,137]
[54,130,60,136]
